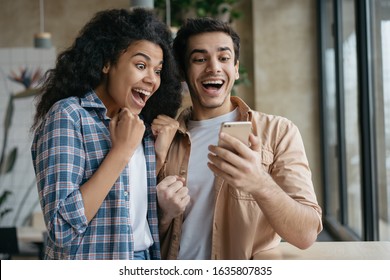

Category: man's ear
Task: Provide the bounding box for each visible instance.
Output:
[102,63,110,74]
[235,60,240,80]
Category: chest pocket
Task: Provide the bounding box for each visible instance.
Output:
[227,148,274,200]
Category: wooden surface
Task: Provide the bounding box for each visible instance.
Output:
[14,229,390,260]
[254,241,390,260]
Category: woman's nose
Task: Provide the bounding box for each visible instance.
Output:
[143,69,158,84]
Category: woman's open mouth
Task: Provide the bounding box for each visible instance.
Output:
[132,88,151,107]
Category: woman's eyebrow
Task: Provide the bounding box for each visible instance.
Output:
[132,52,163,65]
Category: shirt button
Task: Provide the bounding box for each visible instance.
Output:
[124,191,128,197]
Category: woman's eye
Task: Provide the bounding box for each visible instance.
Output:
[155,69,162,76]
[193,58,206,63]
[136,63,146,70]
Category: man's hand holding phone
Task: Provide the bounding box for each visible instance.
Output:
[208,121,267,195]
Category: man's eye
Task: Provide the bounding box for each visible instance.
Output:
[220,57,230,62]
[136,63,146,70]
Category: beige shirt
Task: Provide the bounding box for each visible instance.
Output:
[158,96,323,260]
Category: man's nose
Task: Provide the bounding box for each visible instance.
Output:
[206,58,222,73]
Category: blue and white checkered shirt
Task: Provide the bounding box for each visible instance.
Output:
[31,90,160,259]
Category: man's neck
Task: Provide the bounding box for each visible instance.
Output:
[191,101,235,121]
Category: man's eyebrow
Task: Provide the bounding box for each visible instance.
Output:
[189,47,232,56]
[218,46,232,53]
[132,52,163,65]
[189,49,207,56]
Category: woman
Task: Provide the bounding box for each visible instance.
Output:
[31,8,182,260]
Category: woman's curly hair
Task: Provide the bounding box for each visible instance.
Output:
[32,8,182,130]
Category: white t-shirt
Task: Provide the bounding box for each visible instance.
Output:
[178,108,239,259]
[129,143,153,251]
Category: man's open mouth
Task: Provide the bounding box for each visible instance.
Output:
[202,80,224,90]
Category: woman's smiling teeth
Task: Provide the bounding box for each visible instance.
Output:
[132,88,152,106]
[134,88,151,97]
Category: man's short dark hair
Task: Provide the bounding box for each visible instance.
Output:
[173,17,240,75]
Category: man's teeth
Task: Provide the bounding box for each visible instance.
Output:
[134,89,151,96]
[202,80,223,85]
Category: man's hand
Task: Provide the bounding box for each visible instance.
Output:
[157,175,190,226]
[207,133,268,195]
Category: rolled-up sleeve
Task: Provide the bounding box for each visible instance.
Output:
[271,119,323,223]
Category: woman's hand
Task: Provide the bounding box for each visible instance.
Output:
[152,115,179,173]
[110,108,145,162]
[156,175,189,226]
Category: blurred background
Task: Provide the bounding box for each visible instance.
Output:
[0,0,389,259]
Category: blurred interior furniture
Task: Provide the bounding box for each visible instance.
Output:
[0,212,47,260]
[16,211,46,259]
[0,227,19,260]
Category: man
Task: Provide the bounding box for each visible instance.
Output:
[155,17,323,260]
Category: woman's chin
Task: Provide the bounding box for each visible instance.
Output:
[125,105,142,115]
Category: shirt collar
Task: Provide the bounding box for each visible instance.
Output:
[80,90,154,138]
[176,96,253,134]
[80,90,109,120]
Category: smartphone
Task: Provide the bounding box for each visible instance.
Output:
[218,121,252,149]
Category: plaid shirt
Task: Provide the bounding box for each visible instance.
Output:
[31,91,160,260]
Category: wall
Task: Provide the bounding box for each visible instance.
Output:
[233,0,255,108]
[252,0,323,205]
[0,47,56,226]
[0,0,130,52]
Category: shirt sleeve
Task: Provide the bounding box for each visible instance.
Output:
[34,104,88,247]
[271,119,323,222]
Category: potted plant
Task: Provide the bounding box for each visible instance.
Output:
[0,67,42,227]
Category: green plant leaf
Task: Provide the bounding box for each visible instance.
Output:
[0,147,18,174]
[0,190,12,206]
[0,208,13,219]
[3,95,14,130]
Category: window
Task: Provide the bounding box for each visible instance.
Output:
[318,0,390,241]
[372,0,390,241]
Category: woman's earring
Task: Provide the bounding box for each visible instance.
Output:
[103,65,110,74]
